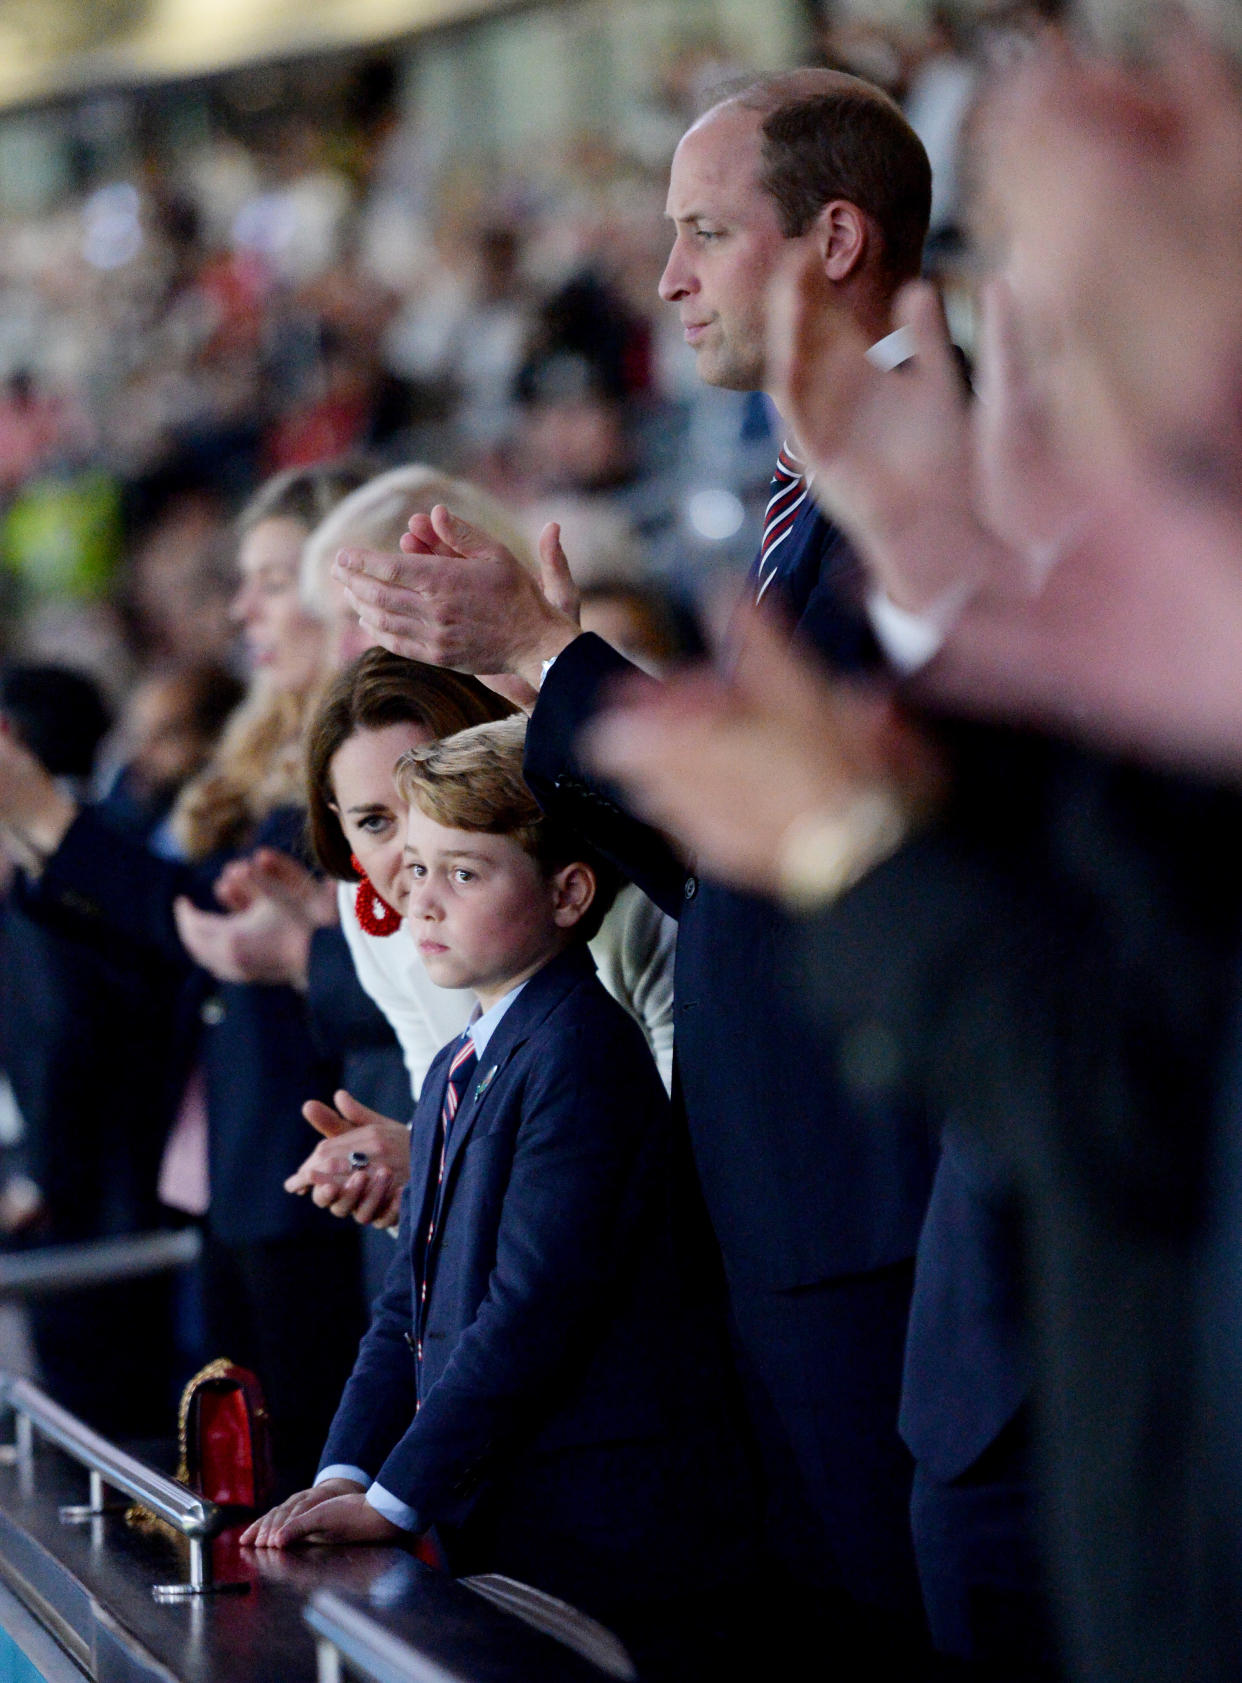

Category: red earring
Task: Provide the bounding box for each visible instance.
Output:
[350,853,402,937]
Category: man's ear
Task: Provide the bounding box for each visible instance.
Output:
[811,200,871,284]
[550,861,596,929]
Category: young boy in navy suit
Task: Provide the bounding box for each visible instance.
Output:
[243,717,752,1655]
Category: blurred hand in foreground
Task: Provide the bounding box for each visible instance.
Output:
[974,32,1242,501]
[582,604,944,898]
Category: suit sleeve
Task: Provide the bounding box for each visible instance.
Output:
[316,1184,421,1479]
[24,806,210,967]
[371,1011,663,1529]
[524,633,688,919]
[306,924,400,1059]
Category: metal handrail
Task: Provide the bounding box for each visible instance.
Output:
[306,1588,466,1683]
[0,1373,238,1599]
[0,1228,201,1301]
[305,1578,636,1683]
[462,1576,635,1680]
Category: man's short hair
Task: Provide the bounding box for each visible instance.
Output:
[394,716,620,941]
[724,69,932,283]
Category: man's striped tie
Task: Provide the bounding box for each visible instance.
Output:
[755,442,809,603]
[417,1033,477,1360]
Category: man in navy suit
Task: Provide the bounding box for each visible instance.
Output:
[331,70,939,1658]
[243,718,754,1673]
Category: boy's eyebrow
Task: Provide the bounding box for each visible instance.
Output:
[401,844,493,863]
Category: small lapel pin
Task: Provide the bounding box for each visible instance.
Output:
[474,1065,498,1101]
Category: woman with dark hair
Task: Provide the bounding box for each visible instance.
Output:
[182,649,519,1229]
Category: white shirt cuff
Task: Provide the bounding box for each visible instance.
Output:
[316,1463,370,1489]
[866,580,974,676]
[365,1481,421,1532]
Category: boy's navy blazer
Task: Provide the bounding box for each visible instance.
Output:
[320,941,753,1598]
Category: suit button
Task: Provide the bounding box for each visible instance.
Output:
[200,996,225,1026]
[683,876,698,901]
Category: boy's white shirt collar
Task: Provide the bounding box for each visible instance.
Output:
[466,980,528,1062]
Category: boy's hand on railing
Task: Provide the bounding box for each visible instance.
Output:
[241,1477,363,1548]
[244,1484,405,1548]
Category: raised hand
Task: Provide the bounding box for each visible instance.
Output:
[214,848,338,927]
[975,32,1242,500]
[769,247,1020,618]
[971,275,1089,569]
[582,603,943,898]
[331,505,580,689]
[173,891,316,988]
[924,471,1242,777]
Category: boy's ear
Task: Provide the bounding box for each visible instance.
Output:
[550,861,596,929]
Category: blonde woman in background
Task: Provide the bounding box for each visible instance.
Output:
[0,460,374,1491]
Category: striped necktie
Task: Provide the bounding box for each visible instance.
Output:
[756,442,809,603]
[416,1033,477,1361]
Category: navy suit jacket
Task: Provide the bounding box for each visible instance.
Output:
[526,501,935,1293]
[523,503,935,1616]
[320,942,754,1607]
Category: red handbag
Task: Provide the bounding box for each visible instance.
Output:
[179,1359,274,1511]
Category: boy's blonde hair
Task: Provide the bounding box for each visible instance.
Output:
[394,716,619,938]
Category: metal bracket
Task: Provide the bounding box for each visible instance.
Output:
[59,1469,127,1523]
[151,1535,249,1602]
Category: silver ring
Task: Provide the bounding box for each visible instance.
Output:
[348,1150,370,1170]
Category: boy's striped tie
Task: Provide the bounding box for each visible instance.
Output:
[417,1033,477,1360]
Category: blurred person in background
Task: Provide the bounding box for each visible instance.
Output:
[0,661,182,1437]
[96,662,245,845]
[0,460,373,1489]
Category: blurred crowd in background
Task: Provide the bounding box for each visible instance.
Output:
[0,0,1061,1391]
[0,0,1052,704]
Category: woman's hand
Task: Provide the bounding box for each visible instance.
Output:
[285,1091,410,1229]
[241,1477,364,1548]
[215,847,339,926]
[173,892,317,988]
